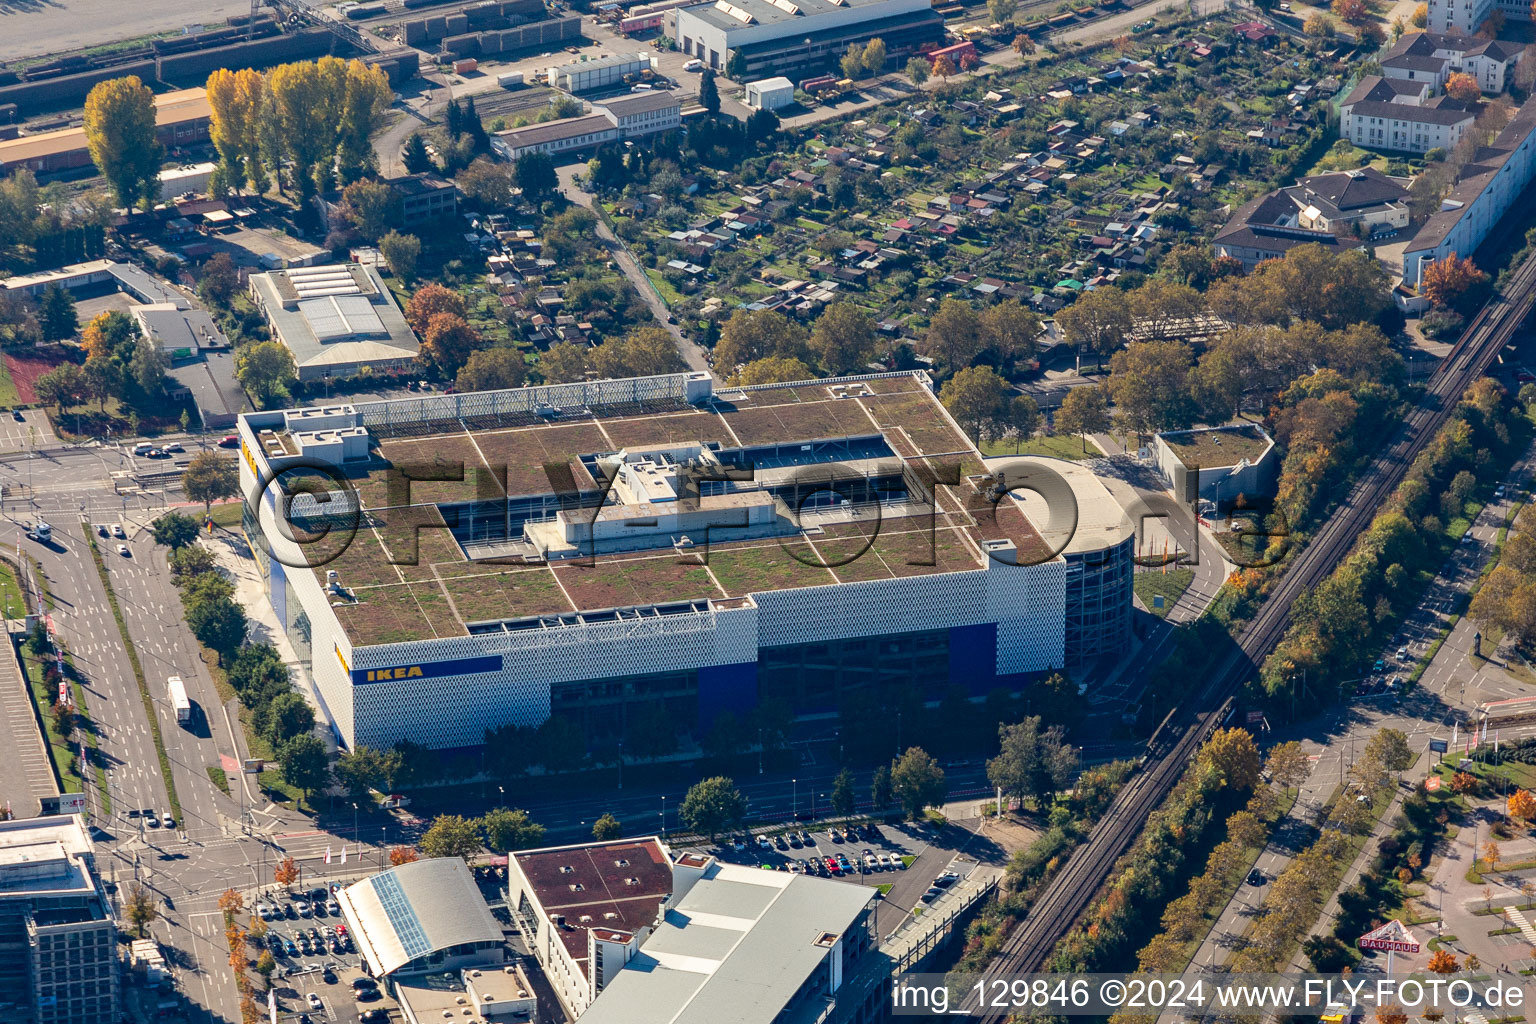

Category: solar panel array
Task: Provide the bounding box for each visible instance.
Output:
[369,870,433,961]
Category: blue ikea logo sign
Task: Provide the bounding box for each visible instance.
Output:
[352,655,503,685]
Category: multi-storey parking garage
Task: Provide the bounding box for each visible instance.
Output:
[238,370,1134,751]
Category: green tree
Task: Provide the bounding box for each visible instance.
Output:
[456,347,528,392]
[457,157,514,207]
[871,764,893,809]
[1107,341,1197,437]
[198,254,239,309]
[715,308,809,369]
[337,179,400,242]
[34,364,90,415]
[907,57,930,85]
[402,133,435,175]
[181,452,240,514]
[726,50,748,80]
[987,717,1077,809]
[808,302,876,374]
[261,690,315,747]
[988,0,1017,21]
[1055,384,1111,452]
[700,68,721,114]
[922,297,986,367]
[539,341,590,383]
[278,733,331,800]
[255,949,277,987]
[592,813,622,840]
[1007,394,1042,447]
[831,768,856,816]
[730,356,815,386]
[982,302,1043,367]
[482,807,547,853]
[680,775,746,840]
[235,340,298,409]
[940,365,1008,440]
[151,512,201,549]
[419,813,484,861]
[890,747,946,819]
[187,593,247,665]
[1055,287,1132,366]
[39,285,77,342]
[335,745,386,802]
[83,76,163,210]
[514,151,558,198]
[378,231,421,284]
[1364,728,1414,776]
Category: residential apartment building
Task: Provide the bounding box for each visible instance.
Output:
[1381,31,1522,94]
[1425,0,1492,35]
[1340,75,1476,154]
[492,113,618,161]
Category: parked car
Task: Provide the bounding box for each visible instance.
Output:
[97,524,108,537]
[878,853,892,869]
[918,888,943,904]
[145,811,160,827]
[863,852,878,871]
[1397,646,1408,660]
[798,830,812,845]
[306,993,323,1010]
[295,900,312,918]
[774,835,788,850]
[352,977,379,994]
[787,833,803,848]
[755,834,772,850]
[824,856,841,875]
[932,872,958,889]
[11,410,22,422]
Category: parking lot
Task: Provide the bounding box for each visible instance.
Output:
[689,820,994,938]
[256,886,398,1024]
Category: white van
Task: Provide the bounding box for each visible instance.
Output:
[133,442,153,455]
[684,58,703,72]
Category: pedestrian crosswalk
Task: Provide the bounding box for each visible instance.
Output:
[1505,907,1536,946]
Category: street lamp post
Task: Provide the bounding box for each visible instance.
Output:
[793,778,798,821]
[660,795,666,834]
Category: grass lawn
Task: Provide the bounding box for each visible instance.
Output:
[644,269,681,305]
[23,652,84,796]
[206,764,230,795]
[207,502,244,529]
[1135,567,1194,617]
[0,559,24,619]
[980,434,1100,460]
[0,359,21,409]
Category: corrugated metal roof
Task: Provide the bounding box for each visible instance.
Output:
[338,858,503,977]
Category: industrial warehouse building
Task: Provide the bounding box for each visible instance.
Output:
[237,370,1133,752]
[247,263,420,382]
[0,87,212,177]
[547,51,656,92]
[672,0,943,79]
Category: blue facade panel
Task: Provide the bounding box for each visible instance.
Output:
[697,662,758,731]
[948,622,996,694]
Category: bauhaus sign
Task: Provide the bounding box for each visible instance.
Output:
[351,654,503,685]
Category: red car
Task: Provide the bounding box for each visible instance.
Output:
[824,856,842,876]
[218,435,240,448]
[1517,369,1536,383]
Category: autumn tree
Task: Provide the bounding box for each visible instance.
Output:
[1442,72,1482,103]
[1200,728,1262,790]
[1013,33,1036,56]
[1421,252,1488,310]
[1265,740,1312,790]
[1377,1006,1409,1024]
[1412,2,1427,25]
[1485,838,1502,869]
[1509,788,1536,826]
[389,846,420,866]
[405,283,468,335]
[84,76,164,210]
[1304,12,1335,36]
[933,55,956,80]
[1427,949,1459,974]
[273,856,300,887]
[591,327,685,379]
[1451,770,1478,795]
[419,313,480,377]
[207,67,270,194]
[1331,0,1367,21]
[862,37,887,74]
[126,882,159,937]
[218,887,245,924]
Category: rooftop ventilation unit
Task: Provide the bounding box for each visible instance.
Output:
[768,0,801,13]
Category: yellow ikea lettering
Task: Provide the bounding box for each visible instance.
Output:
[366,666,425,681]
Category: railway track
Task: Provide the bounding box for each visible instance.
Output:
[974,252,1536,1018]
